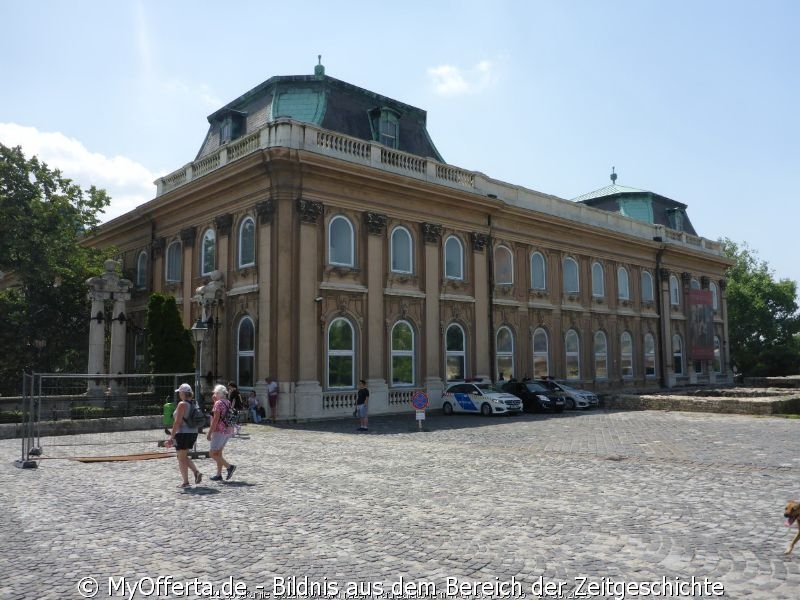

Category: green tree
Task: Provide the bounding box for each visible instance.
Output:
[145,293,194,374]
[0,144,112,395]
[722,238,800,376]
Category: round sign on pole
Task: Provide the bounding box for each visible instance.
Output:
[411,391,429,410]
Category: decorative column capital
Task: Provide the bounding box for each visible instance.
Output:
[681,271,692,284]
[364,212,387,236]
[296,198,324,224]
[700,275,710,289]
[659,267,670,282]
[256,199,275,224]
[151,237,165,258]
[421,222,442,244]
[470,232,489,252]
[214,213,233,236]
[180,227,197,247]
[718,278,727,291]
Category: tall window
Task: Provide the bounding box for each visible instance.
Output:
[565,329,580,380]
[238,217,256,268]
[669,275,680,306]
[329,216,354,267]
[136,251,147,289]
[391,320,415,387]
[644,333,656,377]
[494,246,513,285]
[237,317,255,389]
[710,281,719,311]
[328,318,355,389]
[496,326,514,380]
[592,262,605,297]
[201,229,216,276]
[531,252,546,290]
[713,336,722,373]
[617,267,630,300]
[445,324,466,381]
[672,334,683,375]
[390,227,413,274]
[563,257,579,294]
[444,236,464,280]
[379,110,399,148]
[620,332,633,378]
[641,271,654,303]
[532,328,549,378]
[594,331,608,379]
[166,241,182,283]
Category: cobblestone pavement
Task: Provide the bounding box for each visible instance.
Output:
[3,409,800,599]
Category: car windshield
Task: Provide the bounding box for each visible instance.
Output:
[557,382,578,392]
[475,383,491,391]
[524,383,547,393]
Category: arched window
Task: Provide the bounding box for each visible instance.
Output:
[495,326,514,380]
[592,262,605,297]
[532,328,549,378]
[565,329,580,380]
[617,267,630,300]
[713,336,722,373]
[641,271,654,303]
[201,229,216,276]
[329,216,354,267]
[445,323,466,381]
[391,320,415,387]
[136,251,147,289]
[691,278,701,290]
[563,257,579,294]
[669,275,680,306]
[531,252,546,290]
[494,246,513,285]
[166,240,182,283]
[444,236,464,280]
[594,331,608,379]
[710,281,719,311]
[644,333,656,377]
[328,318,355,389]
[238,217,256,268]
[390,227,413,274]
[237,317,255,388]
[672,334,683,375]
[620,332,633,378]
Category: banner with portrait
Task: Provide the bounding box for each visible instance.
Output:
[689,289,714,360]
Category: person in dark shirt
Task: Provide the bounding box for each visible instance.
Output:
[356,379,369,431]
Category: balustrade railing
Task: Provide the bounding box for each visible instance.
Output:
[322,390,358,411]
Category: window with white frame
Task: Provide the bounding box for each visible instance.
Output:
[494,246,513,285]
[390,227,413,274]
[563,257,579,294]
[710,281,719,311]
[644,333,656,377]
[669,275,680,306]
[136,251,147,289]
[620,332,633,378]
[391,320,415,387]
[237,317,255,389]
[328,317,355,389]
[641,270,654,303]
[166,241,182,283]
[531,252,546,290]
[444,236,464,280]
[329,216,355,267]
[713,336,722,373]
[594,331,608,379]
[617,266,630,300]
[379,109,399,148]
[691,278,701,290]
[201,229,216,276]
[238,217,256,268]
[445,323,466,381]
[565,329,580,380]
[592,262,605,297]
[496,326,514,380]
[672,334,683,375]
[532,328,549,378]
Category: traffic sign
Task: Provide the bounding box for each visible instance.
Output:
[411,391,429,410]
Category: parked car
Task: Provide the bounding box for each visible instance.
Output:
[442,381,523,416]
[537,379,599,410]
[500,380,565,413]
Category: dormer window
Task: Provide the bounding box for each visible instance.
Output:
[372,107,400,149]
[666,207,685,232]
[219,110,246,144]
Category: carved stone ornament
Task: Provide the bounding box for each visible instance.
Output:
[681,271,692,284]
[718,278,727,291]
[659,267,670,281]
[180,227,197,247]
[421,222,442,244]
[215,213,233,236]
[297,198,324,224]
[256,199,275,224]
[151,237,165,258]
[700,275,710,289]
[471,232,489,252]
[364,212,387,236]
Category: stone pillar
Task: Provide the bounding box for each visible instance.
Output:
[472,233,490,380]
[255,200,274,389]
[180,227,197,328]
[86,292,107,393]
[658,268,674,388]
[193,270,225,399]
[421,223,443,405]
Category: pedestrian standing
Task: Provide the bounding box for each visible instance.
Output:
[267,376,279,423]
[169,383,202,488]
[248,390,262,424]
[207,384,236,481]
[356,379,369,431]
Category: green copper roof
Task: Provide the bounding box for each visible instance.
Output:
[572,183,647,202]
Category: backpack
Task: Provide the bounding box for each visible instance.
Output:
[220,399,239,428]
[183,400,206,429]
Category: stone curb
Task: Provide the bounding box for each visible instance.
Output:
[604,393,800,415]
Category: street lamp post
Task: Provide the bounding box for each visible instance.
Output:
[191,318,208,405]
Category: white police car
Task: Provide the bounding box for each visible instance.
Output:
[442,380,523,416]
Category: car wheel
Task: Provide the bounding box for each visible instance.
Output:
[480,403,492,416]
[566,397,575,410]
[442,401,453,415]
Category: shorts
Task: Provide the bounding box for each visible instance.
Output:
[357,404,367,418]
[268,394,278,408]
[174,432,198,451]
[209,431,231,452]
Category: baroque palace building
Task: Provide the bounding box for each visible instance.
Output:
[85,61,732,420]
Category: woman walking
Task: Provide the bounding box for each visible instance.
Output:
[169,383,202,488]
[207,383,236,481]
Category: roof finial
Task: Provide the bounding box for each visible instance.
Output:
[314,55,325,79]
[610,167,617,184]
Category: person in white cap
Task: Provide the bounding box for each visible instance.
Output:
[168,383,203,488]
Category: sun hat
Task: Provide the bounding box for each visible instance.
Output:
[175,383,193,394]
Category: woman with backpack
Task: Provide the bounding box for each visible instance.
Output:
[168,383,203,489]
[206,383,236,481]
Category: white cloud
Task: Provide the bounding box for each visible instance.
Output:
[0,123,156,222]
[427,60,498,95]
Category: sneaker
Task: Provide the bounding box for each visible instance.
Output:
[226,465,236,480]
[210,474,223,481]
[194,471,202,484]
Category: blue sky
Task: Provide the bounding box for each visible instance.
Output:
[2,1,798,286]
